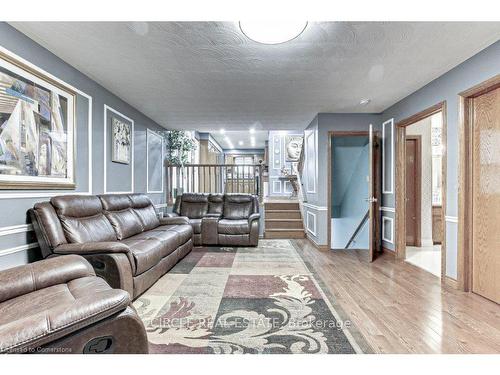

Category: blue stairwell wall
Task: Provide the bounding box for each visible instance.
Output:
[331,138,369,249]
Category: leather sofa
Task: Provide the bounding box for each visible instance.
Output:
[30,193,193,300]
[168,193,260,246]
[0,255,148,354]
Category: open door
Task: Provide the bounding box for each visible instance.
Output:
[368,124,381,261]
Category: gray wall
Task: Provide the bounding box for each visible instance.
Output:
[0,23,167,270]
[380,40,500,280]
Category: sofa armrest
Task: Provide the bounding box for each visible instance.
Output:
[54,242,136,276]
[159,216,190,225]
[248,213,261,222]
[0,255,94,303]
[165,212,179,218]
[54,241,130,255]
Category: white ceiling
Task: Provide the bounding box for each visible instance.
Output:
[11,22,500,131]
[210,130,268,150]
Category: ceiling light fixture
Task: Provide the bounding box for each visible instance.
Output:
[238,141,244,146]
[359,99,371,106]
[239,21,308,45]
[249,128,255,134]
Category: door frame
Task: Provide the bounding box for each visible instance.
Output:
[394,101,447,280]
[458,74,500,292]
[404,135,422,247]
[327,131,380,254]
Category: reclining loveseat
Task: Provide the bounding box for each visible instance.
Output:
[168,193,260,246]
[30,193,193,300]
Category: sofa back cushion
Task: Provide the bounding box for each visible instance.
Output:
[50,195,117,243]
[208,194,224,215]
[129,194,160,231]
[180,193,209,219]
[223,194,254,220]
[99,194,144,240]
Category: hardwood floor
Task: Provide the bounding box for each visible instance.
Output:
[293,239,500,353]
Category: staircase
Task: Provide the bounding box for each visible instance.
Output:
[264,200,305,239]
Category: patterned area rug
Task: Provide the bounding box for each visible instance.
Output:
[133,239,371,354]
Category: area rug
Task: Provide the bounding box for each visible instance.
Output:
[133,239,371,354]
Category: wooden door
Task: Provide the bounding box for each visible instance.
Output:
[472,86,500,303]
[368,125,381,262]
[405,136,421,247]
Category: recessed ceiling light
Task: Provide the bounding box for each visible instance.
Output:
[238,141,244,146]
[239,21,308,45]
[359,99,371,106]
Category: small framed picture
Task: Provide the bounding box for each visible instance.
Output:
[111,116,131,164]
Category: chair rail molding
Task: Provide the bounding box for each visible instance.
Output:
[0,224,33,237]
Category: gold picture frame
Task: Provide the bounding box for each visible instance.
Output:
[0,50,76,189]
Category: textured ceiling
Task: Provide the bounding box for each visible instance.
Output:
[10,22,500,131]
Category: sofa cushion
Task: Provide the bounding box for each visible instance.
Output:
[51,195,117,243]
[104,209,144,240]
[129,194,160,231]
[156,224,193,246]
[218,219,250,235]
[223,195,253,220]
[121,238,169,275]
[126,230,178,254]
[180,194,209,219]
[208,194,224,215]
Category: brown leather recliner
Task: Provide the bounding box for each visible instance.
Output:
[168,193,260,246]
[0,255,148,354]
[29,193,193,299]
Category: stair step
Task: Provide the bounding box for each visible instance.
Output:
[264,202,300,211]
[265,210,302,219]
[264,229,305,239]
[265,219,304,230]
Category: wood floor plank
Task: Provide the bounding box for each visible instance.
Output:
[293,239,500,353]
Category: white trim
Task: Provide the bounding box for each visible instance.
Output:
[0,45,93,199]
[306,233,324,247]
[302,202,327,211]
[306,211,317,236]
[272,180,282,194]
[382,216,394,244]
[272,135,282,170]
[104,104,135,194]
[305,130,317,193]
[0,224,33,237]
[0,242,39,257]
[382,118,394,194]
[445,215,458,223]
[380,206,395,213]
[154,203,168,209]
[146,129,164,194]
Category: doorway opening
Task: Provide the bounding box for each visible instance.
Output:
[395,102,447,279]
[404,114,443,277]
[329,134,370,250]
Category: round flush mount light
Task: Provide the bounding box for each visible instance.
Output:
[239,21,308,45]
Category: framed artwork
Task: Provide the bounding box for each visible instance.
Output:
[111,116,131,164]
[0,51,76,189]
[285,135,303,162]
